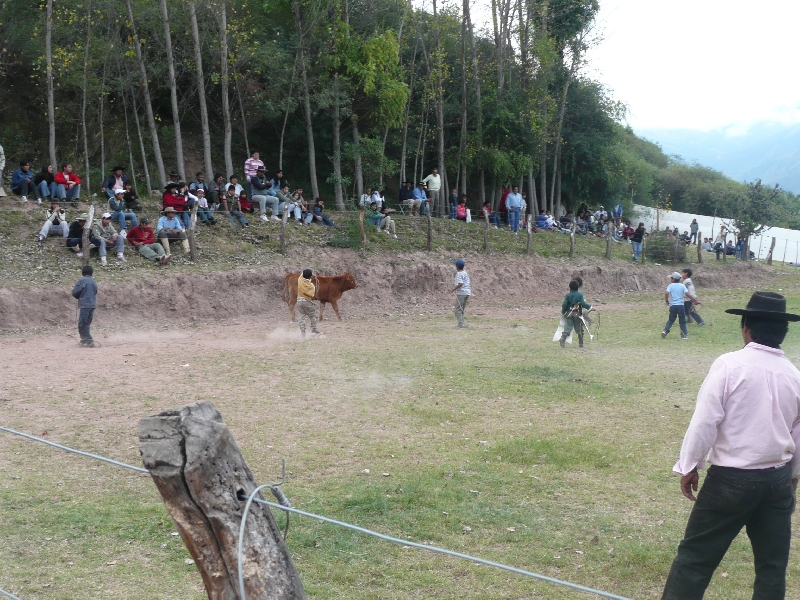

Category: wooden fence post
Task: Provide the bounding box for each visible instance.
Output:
[766,237,776,265]
[568,223,575,259]
[81,204,96,267]
[280,205,289,256]
[722,231,727,262]
[526,212,533,256]
[641,234,647,265]
[139,402,306,600]
[358,206,366,250]
[696,231,703,263]
[188,204,199,262]
[605,223,612,259]
[426,201,432,251]
[483,210,490,253]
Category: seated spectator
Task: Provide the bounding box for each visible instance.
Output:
[560,211,574,227]
[680,231,692,245]
[543,210,557,230]
[122,182,141,212]
[211,173,226,210]
[455,195,468,220]
[108,189,139,232]
[34,164,57,201]
[295,193,312,224]
[127,217,169,265]
[270,169,288,195]
[101,166,130,199]
[168,170,180,185]
[702,238,713,252]
[162,182,189,228]
[157,207,190,256]
[37,201,69,243]
[238,190,254,213]
[275,184,299,222]
[366,201,397,238]
[310,198,335,227]
[413,182,428,216]
[244,151,264,196]
[11,161,37,203]
[228,174,244,197]
[593,206,607,221]
[66,213,102,259]
[359,186,373,208]
[726,240,736,255]
[622,222,635,240]
[575,212,588,234]
[55,163,82,206]
[192,189,216,225]
[449,188,459,219]
[250,167,280,221]
[189,171,212,199]
[371,187,384,210]
[221,185,248,228]
[498,186,510,223]
[480,200,501,227]
[92,211,127,264]
[399,181,418,215]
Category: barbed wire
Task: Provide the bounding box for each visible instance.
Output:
[0,426,633,600]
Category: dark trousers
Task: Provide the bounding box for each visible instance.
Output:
[78,307,95,344]
[684,300,705,325]
[664,304,687,336]
[11,179,36,197]
[662,465,793,600]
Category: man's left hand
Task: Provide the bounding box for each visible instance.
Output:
[681,471,699,501]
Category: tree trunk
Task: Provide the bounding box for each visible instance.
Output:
[359,206,366,250]
[45,0,57,169]
[352,114,363,199]
[332,76,344,210]
[548,43,581,210]
[484,209,490,253]
[80,1,92,194]
[220,0,234,180]
[99,56,108,184]
[81,205,95,268]
[526,211,533,256]
[189,0,213,181]
[279,55,298,172]
[126,0,166,188]
[528,161,538,217]
[457,16,468,195]
[293,0,320,199]
[398,45,417,190]
[121,91,138,196]
[697,231,703,264]
[235,79,250,159]
[138,402,306,600]
[159,0,186,180]
[187,204,198,262]
[464,0,483,204]
[554,160,562,217]
[130,86,152,195]
[766,237,776,265]
[540,129,547,213]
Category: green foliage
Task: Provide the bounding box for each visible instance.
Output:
[646,231,686,263]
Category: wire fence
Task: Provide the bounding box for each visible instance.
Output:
[0,426,634,600]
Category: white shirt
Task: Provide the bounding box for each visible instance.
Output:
[454,270,471,296]
[422,173,441,191]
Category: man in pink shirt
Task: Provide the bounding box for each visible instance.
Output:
[662,291,800,600]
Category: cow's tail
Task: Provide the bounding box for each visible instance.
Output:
[282,275,290,303]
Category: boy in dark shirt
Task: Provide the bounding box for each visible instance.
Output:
[71,265,99,347]
[560,279,595,348]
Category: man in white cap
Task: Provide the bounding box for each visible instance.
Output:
[108,188,139,233]
[91,212,127,264]
[661,271,696,340]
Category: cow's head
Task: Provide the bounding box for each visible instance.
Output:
[343,272,358,291]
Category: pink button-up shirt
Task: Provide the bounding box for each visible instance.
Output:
[244,157,264,180]
[674,342,800,478]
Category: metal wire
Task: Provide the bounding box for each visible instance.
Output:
[0,587,23,600]
[0,426,148,473]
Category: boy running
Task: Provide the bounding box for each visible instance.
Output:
[297,269,322,337]
[451,259,471,328]
[560,279,595,348]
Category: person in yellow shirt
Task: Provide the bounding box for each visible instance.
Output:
[297,269,322,337]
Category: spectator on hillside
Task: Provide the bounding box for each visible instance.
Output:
[55,163,82,206]
[702,238,713,252]
[311,198,336,227]
[414,182,428,216]
[157,207,190,256]
[275,184,299,221]
[480,200,501,227]
[366,201,397,238]
[521,192,530,216]
[680,231,692,245]
[122,182,141,212]
[37,201,69,243]
[238,190,254,214]
[127,217,169,265]
[250,167,280,222]
[189,171,212,198]
[12,161,37,203]
[359,186,373,208]
[455,194,468,220]
[66,213,100,258]
[727,240,736,256]
[108,189,139,232]
[211,173,226,210]
[162,182,188,228]
[168,170,180,185]
[622,222,635,240]
[505,185,524,232]
[399,180,417,215]
[221,185,248,228]
[576,212,588,234]
[560,211,574,227]
[193,189,216,225]
[690,218,699,244]
[371,187,385,210]
[449,188,459,219]
[92,212,127,264]
[101,166,130,199]
[228,174,244,197]
[270,169,288,195]
[35,164,56,201]
[631,222,646,262]
[613,203,623,226]
[244,151,264,196]
[422,168,441,211]
[593,205,607,221]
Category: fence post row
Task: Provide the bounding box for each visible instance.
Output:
[81,204,95,267]
[138,402,306,600]
[696,231,702,263]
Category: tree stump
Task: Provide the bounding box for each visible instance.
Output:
[139,402,306,600]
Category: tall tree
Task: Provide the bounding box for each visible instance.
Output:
[189,0,213,180]
[160,0,185,180]
[45,0,56,168]
[219,0,233,178]
[293,0,320,199]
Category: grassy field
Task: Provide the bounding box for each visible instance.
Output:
[3,282,800,599]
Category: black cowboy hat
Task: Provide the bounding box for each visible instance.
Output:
[164,182,180,191]
[726,291,800,322]
[111,165,125,172]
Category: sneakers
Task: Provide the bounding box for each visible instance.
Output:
[393,234,398,239]
[37,235,45,244]
[311,329,322,335]
[270,216,281,222]
[76,252,84,258]
[21,195,28,203]
[117,253,127,262]
[100,257,107,266]
[37,198,42,204]
[119,229,127,239]
[260,214,269,223]
[457,323,469,329]
[81,341,101,348]
[384,229,391,235]
[661,331,668,338]
[681,335,689,341]
[161,254,172,265]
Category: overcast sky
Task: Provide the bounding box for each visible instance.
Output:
[585,0,800,132]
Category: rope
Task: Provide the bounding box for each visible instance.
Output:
[0,588,23,600]
[0,426,148,473]
[0,427,632,600]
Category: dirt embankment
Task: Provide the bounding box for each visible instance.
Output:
[0,250,778,332]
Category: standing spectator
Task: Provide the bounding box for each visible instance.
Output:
[55,163,82,206]
[612,203,623,226]
[498,186,510,224]
[11,161,37,202]
[251,167,280,222]
[122,182,141,212]
[108,189,139,232]
[193,189,216,225]
[243,151,264,196]
[310,198,336,227]
[168,170,180,185]
[400,180,417,215]
[414,181,428,216]
[689,219,699,244]
[422,168,441,213]
[661,291,800,600]
[631,222,646,262]
[71,265,99,347]
[157,207,190,256]
[127,217,169,265]
[681,268,705,326]
[662,272,689,340]
[37,201,69,243]
[296,268,322,337]
[505,185,523,233]
[35,164,56,201]
[448,188,458,219]
[66,213,102,259]
[91,212,127,264]
[101,166,130,199]
[451,258,471,329]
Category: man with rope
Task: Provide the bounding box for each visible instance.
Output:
[559,279,596,348]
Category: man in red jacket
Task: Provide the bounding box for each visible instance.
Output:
[127,217,169,265]
[55,163,82,207]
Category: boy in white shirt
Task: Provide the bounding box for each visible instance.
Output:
[451,259,471,329]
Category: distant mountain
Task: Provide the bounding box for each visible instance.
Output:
[636,122,800,194]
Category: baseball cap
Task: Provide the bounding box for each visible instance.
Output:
[453,259,465,268]
[140,217,151,223]
[113,189,125,195]
[670,271,682,280]
[101,212,112,219]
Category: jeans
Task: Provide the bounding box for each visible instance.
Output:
[67,236,103,253]
[662,464,793,600]
[39,221,69,239]
[227,210,248,228]
[11,179,36,197]
[78,307,95,344]
[56,183,81,203]
[197,206,214,222]
[454,294,469,326]
[111,210,138,231]
[690,231,698,244]
[93,236,124,257]
[664,304,687,336]
[312,214,334,226]
[450,203,458,220]
[38,181,57,199]
[684,300,705,325]
[508,207,521,232]
[632,240,643,261]
[253,194,279,216]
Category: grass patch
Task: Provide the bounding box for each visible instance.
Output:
[494,435,618,469]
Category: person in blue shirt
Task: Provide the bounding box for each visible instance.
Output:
[662,272,696,340]
[505,185,524,232]
[11,161,37,203]
[71,265,99,347]
[413,182,428,216]
[157,207,190,257]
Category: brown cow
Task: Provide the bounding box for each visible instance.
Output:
[282,272,358,321]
